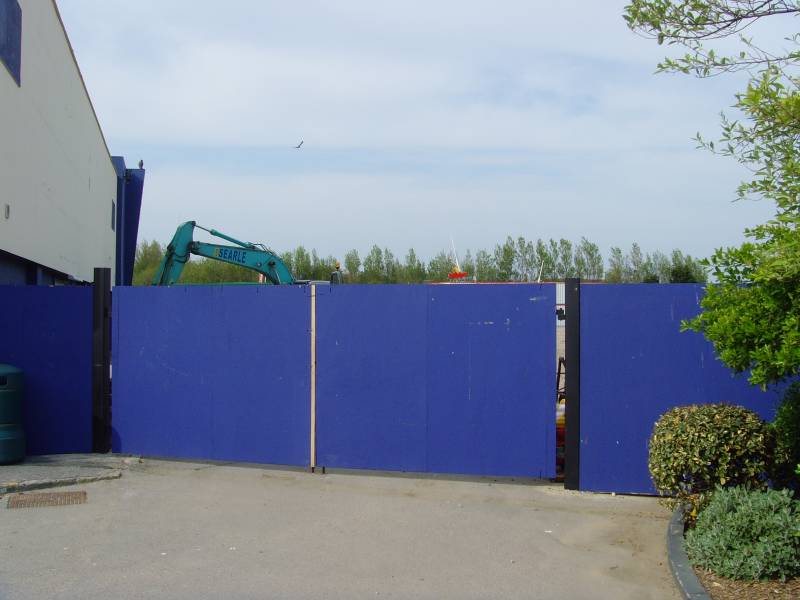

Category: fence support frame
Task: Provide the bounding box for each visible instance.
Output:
[92,267,112,453]
[564,278,581,490]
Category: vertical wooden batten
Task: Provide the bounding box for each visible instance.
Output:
[310,285,317,469]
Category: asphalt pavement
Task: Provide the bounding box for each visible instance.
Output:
[0,458,679,600]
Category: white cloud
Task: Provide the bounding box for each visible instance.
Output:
[62,0,733,150]
[56,0,785,261]
[140,149,774,262]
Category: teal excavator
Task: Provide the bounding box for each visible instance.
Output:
[153,221,341,286]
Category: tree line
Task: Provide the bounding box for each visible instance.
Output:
[133,236,706,285]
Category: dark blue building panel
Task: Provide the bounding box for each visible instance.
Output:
[111,157,146,286]
[0,0,21,86]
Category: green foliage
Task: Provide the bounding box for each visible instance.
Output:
[606,247,626,283]
[648,404,775,514]
[279,250,293,275]
[401,248,426,283]
[460,250,475,280]
[556,239,575,279]
[683,262,800,386]
[605,244,704,283]
[291,246,312,280]
[131,240,165,285]
[343,249,361,283]
[131,239,258,285]
[362,245,385,283]
[685,486,800,580]
[685,71,800,387]
[133,235,699,285]
[474,249,497,281]
[648,250,672,282]
[513,237,537,281]
[625,1,800,387]
[310,250,339,281]
[772,383,800,487]
[186,260,259,283]
[383,247,400,283]
[624,1,800,76]
[273,246,338,281]
[494,237,516,281]
[534,240,555,279]
[629,242,644,280]
[668,250,706,282]
[577,237,604,279]
[427,251,453,281]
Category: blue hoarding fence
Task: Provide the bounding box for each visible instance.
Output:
[2,279,783,494]
[565,280,781,494]
[111,283,558,478]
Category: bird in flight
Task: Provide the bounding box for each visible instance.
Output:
[295,140,304,149]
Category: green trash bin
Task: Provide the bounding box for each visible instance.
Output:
[0,424,25,465]
[0,364,25,464]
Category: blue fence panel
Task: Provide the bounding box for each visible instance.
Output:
[316,284,555,477]
[316,285,428,472]
[580,284,781,494]
[425,285,555,476]
[0,286,93,454]
[112,286,311,466]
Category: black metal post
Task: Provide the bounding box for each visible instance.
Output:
[92,267,112,452]
[564,278,581,490]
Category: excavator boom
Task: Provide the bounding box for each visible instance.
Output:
[152,221,295,285]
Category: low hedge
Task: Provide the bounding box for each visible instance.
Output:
[685,486,800,580]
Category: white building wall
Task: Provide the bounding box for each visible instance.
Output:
[0,0,116,283]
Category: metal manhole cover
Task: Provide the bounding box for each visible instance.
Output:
[7,491,87,508]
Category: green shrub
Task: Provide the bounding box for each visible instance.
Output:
[685,486,800,580]
[648,404,774,514]
[772,383,800,489]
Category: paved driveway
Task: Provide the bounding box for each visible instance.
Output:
[0,459,678,599]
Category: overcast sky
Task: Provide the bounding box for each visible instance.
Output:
[58,0,783,263]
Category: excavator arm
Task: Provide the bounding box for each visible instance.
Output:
[152,221,295,285]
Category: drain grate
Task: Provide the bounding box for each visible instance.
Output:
[7,491,87,509]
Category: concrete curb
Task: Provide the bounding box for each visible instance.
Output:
[667,506,711,600]
[0,470,122,494]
